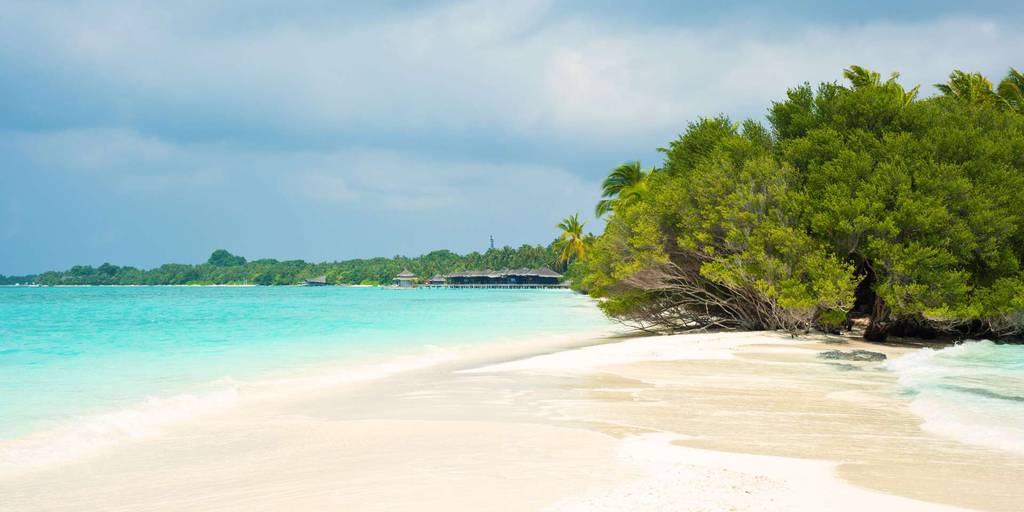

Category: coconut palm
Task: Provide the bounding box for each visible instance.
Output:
[555,213,587,265]
[595,161,650,217]
[935,70,996,105]
[842,66,919,106]
[843,65,882,89]
[997,67,1024,114]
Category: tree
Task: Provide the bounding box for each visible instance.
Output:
[843,65,883,89]
[595,161,651,217]
[582,66,1024,339]
[207,249,246,267]
[555,214,587,266]
[997,67,1024,114]
[935,70,996,105]
[843,65,919,106]
[33,244,563,286]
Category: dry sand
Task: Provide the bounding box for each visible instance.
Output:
[3,331,1022,511]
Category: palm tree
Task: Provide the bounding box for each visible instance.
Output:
[935,70,996,105]
[997,67,1024,114]
[595,161,650,217]
[842,65,919,106]
[843,65,882,89]
[555,213,587,265]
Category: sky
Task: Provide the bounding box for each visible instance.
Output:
[2,1,1022,274]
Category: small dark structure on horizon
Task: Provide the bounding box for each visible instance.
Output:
[442,267,564,288]
[304,275,328,286]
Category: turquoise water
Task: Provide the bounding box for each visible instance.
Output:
[888,340,1024,455]
[0,286,614,451]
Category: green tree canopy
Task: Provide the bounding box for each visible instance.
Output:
[580,65,1024,340]
[207,249,247,267]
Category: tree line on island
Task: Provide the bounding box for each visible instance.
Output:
[24,245,565,286]
[559,66,1024,341]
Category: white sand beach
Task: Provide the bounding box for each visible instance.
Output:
[3,331,1022,511]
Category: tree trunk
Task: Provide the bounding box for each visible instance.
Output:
[864,294,889,342]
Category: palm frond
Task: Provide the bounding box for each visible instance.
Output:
[843,65,880,89]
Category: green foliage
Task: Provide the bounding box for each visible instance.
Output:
[207,249,247,267]
[0,274,37,285]
[554,214,587,267]
[584,65,1024,338]
[935,70,996,106]
[31,245,563,286]
[997,68,1024,114]
[595,161,651,217]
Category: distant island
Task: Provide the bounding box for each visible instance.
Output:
[11,246,567,287]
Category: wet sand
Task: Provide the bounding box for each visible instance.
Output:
[3,331,1022,511]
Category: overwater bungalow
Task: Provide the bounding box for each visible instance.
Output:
[393,270,416,288]
[426,274,446,286]
[443,267,563,288]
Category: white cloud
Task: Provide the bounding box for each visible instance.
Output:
[4,1,1021,272]
[4,1,1021,152]
[7,127,599,224]
[6,128,227,192]
[282,148,598,215]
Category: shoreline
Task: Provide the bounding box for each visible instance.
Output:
[3,330,1022,511]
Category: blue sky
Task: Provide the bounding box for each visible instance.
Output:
[2,0,1022,274]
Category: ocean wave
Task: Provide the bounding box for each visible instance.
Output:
[887,340,1024,455]
[0,387,241,477]
[0,348,460,477]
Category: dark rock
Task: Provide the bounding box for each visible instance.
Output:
[827,363,860,371]
[817,349,887,362]
[821,338,849,345]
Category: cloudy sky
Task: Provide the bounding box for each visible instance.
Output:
[2,0,1022,274]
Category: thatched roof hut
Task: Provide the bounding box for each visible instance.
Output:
[304,275,328,286]
[442,267,563,286]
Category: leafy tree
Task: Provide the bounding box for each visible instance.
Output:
[582,65,1024,340]
[207,249,247,267]
[595,161,651,217]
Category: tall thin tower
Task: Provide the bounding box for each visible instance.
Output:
[490,235,495,250]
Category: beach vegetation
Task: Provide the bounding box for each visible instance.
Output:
[32,246,565,287]
[0,274,36,285]
[595,161,652,217]
[577,66,1024,340]
[555,214,588,267]
[207,249,247,267]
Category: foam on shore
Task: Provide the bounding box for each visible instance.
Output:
[887,340,1024,456]
[0,328,621,477]
[458,331,765,375]
[0,348,460,476]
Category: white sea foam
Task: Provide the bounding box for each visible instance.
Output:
[887,340,1024,455]
[459,331,766,375]
[0,349,461,477]
[0,331,625,477]
[0,388,241,476]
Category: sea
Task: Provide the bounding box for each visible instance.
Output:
[2,286,1022,475]
[0,286,616,474]
[887,339,1024,456]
